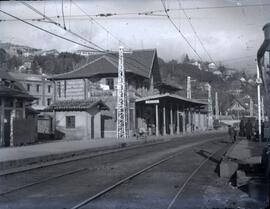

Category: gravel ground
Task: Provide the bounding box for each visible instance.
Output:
[0,132,252,209]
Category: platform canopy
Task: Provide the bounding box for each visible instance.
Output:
[136,93,208,109]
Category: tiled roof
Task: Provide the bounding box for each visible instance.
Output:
[49,49,156,80]
[0,70,15,81]
[227,98,248,111]
[46,99,110,111]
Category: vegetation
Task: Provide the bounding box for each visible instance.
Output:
[30,52,86,74]
[158,57,257,114]
[0,45,257,115]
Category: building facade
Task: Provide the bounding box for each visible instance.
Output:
[8,72,54,110]
[49,49,208,140]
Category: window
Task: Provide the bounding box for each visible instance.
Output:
[27,84,31,91]
[36,98,40,105]
[48,85,51,93]
[64,80,67,98]
[66,116,75,128]
[57,82,61,97]
[36,84,40,92]
[47,98,51,106]
[106,78,114,90]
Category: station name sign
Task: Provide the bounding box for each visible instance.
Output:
[145,100,159,104]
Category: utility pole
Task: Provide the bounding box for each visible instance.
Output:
[187,76,191,99]
[215,91,219,120]
[116,46,128,138]
[250,97,254,117]
[207,83,213,129]
[262,96,265,122]
[256,64,262,143]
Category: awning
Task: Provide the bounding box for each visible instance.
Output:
[0,85,35,101]
[136,93,208,107]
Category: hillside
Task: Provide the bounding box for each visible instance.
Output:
[0,44,257,115]
[158,58,257,114]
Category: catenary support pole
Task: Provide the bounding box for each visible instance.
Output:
[256,64,262,143]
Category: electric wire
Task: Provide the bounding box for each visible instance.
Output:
[70,0,152,71]
[0,9,102,52]
[161,0,203,62]
[177,0,214,63]
[0,8,151,76]
[71,0,128,48]
[1,2,270,22]
[20,1,105,51]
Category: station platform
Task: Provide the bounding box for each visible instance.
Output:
[226,139,266,164]
[0,130,223,175]
[219,138,267,179]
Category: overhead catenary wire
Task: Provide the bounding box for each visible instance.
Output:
[160,0,203,62]
[0,9,103,52]
[1,2,270,22]
[0,8,151,77]
[71,0,128,48]
[69,0,153,71]
[177,0,214,63]
[20,1,105,52]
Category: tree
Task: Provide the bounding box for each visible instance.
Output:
[0,49,9,69]
[183,54,190,63]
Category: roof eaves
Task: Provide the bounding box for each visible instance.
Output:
[49,56,106,80]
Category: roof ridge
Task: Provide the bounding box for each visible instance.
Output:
[51,56,106,79]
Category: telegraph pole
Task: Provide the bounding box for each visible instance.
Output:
[262,96,265,122]
[256,64,262,143]
[187,76,191,99]
[250,97,254,117]
[207,83,213,129]
[116,46,128,138]
[215,91,219,120]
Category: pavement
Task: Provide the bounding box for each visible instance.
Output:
[219,138,266,179]
[225,138,267,164]
[0,130,223,174]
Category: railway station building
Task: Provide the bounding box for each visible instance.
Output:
[47,49,209,140]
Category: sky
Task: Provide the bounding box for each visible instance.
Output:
[0,0,270,73]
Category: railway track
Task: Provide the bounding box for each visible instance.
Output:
[0,131,224,177]
[0,134,230,209]
[70,140,229,209]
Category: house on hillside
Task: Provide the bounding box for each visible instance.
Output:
[47,49,209,140]
[223,69,236,79]
[225,95,255,119]
[213,70,222,77]
[74,50,102,57]
[228,80,243,96]
[40,49,59,56]
[208,62,216,72]
[0,71,38,147]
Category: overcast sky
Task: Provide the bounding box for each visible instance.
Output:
[0,0,270,73]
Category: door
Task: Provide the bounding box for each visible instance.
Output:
[4,110,11,147]
[91,116,94,139]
